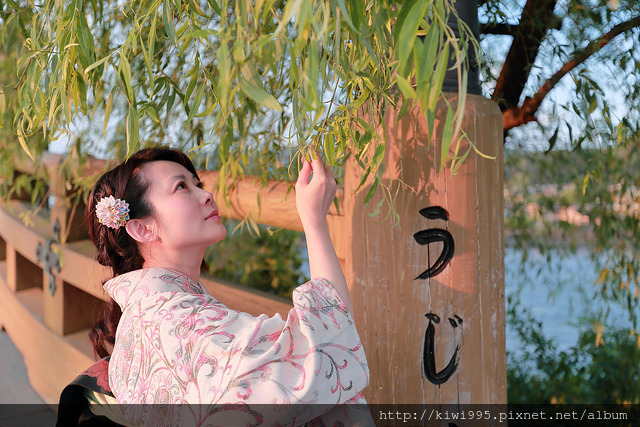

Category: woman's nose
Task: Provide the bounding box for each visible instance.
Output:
[201,188,213,205]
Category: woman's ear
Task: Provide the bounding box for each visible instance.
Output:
[125,219,158,243]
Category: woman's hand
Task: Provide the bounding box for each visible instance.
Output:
[295,153,354,315]
[295,154,337,231]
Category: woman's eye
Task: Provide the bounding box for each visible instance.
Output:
[176,181,187,190]
[196,181,204,189]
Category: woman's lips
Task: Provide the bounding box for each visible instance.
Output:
[205,210,219,220]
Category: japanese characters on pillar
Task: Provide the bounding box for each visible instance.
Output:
[413,206,461,385]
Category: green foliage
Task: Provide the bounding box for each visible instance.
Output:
[0,2,48,183]
[507,293,640,404]
[0,0,475,203]
[202,220,307,297]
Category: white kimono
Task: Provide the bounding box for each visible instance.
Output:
[104,267,373,426]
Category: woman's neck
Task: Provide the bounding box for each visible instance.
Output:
[141,246,205,284]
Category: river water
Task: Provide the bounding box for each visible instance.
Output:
[504,246,635,353]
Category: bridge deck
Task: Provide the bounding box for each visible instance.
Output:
[0,331,57,424]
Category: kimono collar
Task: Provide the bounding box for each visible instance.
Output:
[103,267,207,310]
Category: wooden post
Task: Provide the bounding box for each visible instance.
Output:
[45,156,88,243]
[343,94,505,404]
[44,275,65,335]
[40,154,98,335]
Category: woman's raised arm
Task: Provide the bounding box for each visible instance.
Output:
[295,154,355,316]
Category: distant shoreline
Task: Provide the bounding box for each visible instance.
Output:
[503,228,595,250]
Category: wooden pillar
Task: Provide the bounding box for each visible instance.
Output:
[44,275,65,335]
[46,156,88,243]
[40,155,97,335]
[343,94,505,404]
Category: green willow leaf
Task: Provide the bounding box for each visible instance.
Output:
[103,88,114,138]
[84,55,110,75]
[217,43,231,111]
[147,103,160,123]
[450,147,470,175]
[395,0,428,73]
[18,134,35,161]
[239,77,283,112]
[206,0,222,15]
[364,176,380,206]
[140,35,154,90]
[126,104,139,156]
[273,0,302,36]
[428,43,449,113]
[118,52,135,105]
[76,12,95,67]
[187,85,205,122]
[440,104,454,172]
[149,12,157,61]
[185,57,200,106]
[333,0,356,33]
[396,75,417,99]
[0,91,5,128]
[325,136,336,166]
[163,0,177,44]
[371,143,385,169]
[348,0,363,32]
[418,25,439,109]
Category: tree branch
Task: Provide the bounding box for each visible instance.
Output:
[480,23,518,35]
[481,19,561,36]
[503,15,640,132]
[492,0,559,111]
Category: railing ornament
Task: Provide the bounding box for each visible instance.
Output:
[36,218,61,296]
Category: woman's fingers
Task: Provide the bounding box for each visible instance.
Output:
[299,149,334,187]
[296,160,312,187]
[310,155,325,177]
[324,163,334,179]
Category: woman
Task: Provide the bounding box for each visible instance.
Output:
[57,148,372,426]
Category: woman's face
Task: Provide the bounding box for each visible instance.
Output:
[141,160,227,251]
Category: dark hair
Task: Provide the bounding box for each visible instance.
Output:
[86,147,199,358]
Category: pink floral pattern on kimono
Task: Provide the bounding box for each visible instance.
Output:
[104,268,372,426]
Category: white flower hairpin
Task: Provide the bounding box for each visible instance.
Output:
[95,195,130,229]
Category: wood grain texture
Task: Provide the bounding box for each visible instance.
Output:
[343,94,505,404]
[199,171,344,233]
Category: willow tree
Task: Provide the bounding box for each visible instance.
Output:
[0,0,476,204]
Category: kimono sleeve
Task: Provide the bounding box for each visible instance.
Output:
[194,277,370,406]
